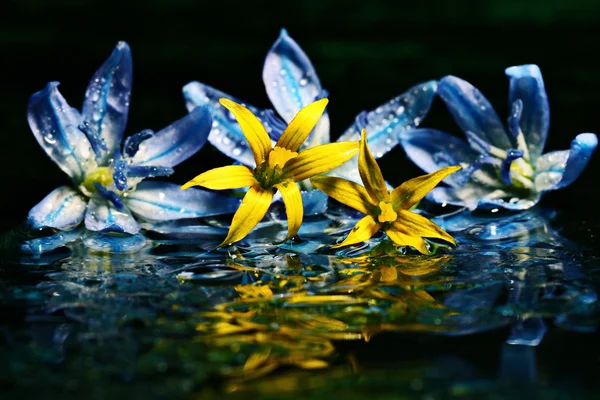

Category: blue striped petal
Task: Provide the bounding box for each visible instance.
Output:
[28,82,97,182]
[263,29,330,147]
[338,81,438,158]
[183,82,264,166]
[438,76,512,150]
[129,106,211,168]
[123,181,240,221]
[505,65,549,161]
[84,198,140,234]
[534,133,597,191]
[28,186,87,230]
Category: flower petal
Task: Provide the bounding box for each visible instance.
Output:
[28,82,97,182]
[183,82,266,166]
[384,228,429,255]
[358,129,388,202]
[276,98,328,152]
[219,98,272,166]
[282,142,359,182]
[310,175,375,215]
[274,180,303,238]
[129,106,212,168]
[390,166,461,210]
[337,81,438,158]
[84,198,140,234]
[505,65,549,161]
[81,41,132,160]
[438,76,512,150]
[332,215,380,248]
[123,181,239,221]
[28,186,87,230]
[263,28,330,147]
[221,185,274,246]
[181,165,256,190]
[394,209,456,245]
[534,133,598,191]
[399,128,480,187]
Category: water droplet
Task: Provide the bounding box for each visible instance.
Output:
[299,78,308,86]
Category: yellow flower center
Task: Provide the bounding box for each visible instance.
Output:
[378,201,397,223]
[80,167,114,196]
[268,146,298,169]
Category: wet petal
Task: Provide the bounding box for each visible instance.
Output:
[332,215,380,248]
[28,186,87,230]
[27,82,97,182]
[274,180,303,238]
[183,82,277,166]
[384,228,429,254]
[263,29,330,147]
[310,175,375,215]
[358,129,388,202]
[220,185,273,246]
[82,41,132,159]
[338,81,437,158]
[534,133,598,191]
[124,181,239,221]
[276,98,328,152]
[181,165,256,190]
[395,209,455,246]
[391,166,461,210]
[84,197,140,234]
[438,76,512,150]
[283,142,359,182]
[505,65,549,161]
[129,106,212,167]
[399,128,479,187]
[219,98,272,166]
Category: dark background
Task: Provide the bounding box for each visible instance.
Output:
[1,0,599,235]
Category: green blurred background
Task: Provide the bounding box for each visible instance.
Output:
[1,0,599,231]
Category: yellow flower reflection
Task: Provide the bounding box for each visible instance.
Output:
[311,129,461,254]
[181,98,359,246]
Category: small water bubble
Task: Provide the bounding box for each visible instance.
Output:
[232,147,242,156]
[279,69,287,76]
[299,78,308,86]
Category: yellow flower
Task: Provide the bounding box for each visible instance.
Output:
[181,98,359,246]
[311,129,461,254]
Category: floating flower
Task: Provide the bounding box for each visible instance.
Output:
[181,98,358,246]
[399,65,598,210]
[183,29,437,190]
[27,42,238,238]
[311,130,460,254]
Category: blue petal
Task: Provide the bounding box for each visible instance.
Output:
[399,128,479,187]
[126,165,174,178]
[505,65,549,160]
[499,149,524,185]
[438,76,512,150]
[28,186,87,230]
[82,232,148,253]
[123,181,240,221]
[430,184,539,211]
[78,121,108,159]
[129,106,212,168]
[183,81,263,166]
[84,198,140,234]
[27,82,97,182]
[21,228,84,259]
[338,81,438,158]
[123,129,154,157]
[81,41,132,159]
[93,183,125,209]
[263,28,330,147]
[534,133,598,191]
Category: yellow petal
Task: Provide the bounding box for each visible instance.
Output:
[181,165,256,190]
[276,98,329,152]
[390,166,461,210]
[358,129,389,202]
[244,349,271,371]
[393,209,456,246]
[332,215,381,248]
[310,176,376,215]
[268,146,298,169]
[282,142,359,182]
[220,185,274,246]
[384,228,430,255]
[291,359,328,369]
[219,98,272,165]
[274,180,303,239]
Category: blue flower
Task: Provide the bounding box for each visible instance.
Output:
[399,65,597,210]
[27,42,239,236]
[182,29,437,192]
